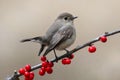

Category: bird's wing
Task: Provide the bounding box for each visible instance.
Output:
[45,22,63,41]
[43,25,74,56]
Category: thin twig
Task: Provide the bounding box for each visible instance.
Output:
[7,29,120,80]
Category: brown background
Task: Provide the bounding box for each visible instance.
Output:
[0,0,120,80]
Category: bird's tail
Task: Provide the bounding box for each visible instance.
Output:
[21,36,46,56]
[43,47,53,56]
[20,37,43,43]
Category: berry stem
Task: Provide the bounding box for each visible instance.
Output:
[7,29,120,80]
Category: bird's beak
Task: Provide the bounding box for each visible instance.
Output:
[73,16,78,20]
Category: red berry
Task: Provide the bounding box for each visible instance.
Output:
[41,67,46,72]
[100,36,107,43]
[30,72,34,76]
[46,67,53,74]
[61,58,71,65]
[19,68,25,75]
[88,45,96,53]
[42,61,48,68]
[65,58,71,64]
[29,72,34,79]
[24,72,30,78]
[48,62,54,67]
[61,58,67,65]
[41,56,47,61]
[69,54,74,59]
[39,69,45,76]
[25,64,31,71]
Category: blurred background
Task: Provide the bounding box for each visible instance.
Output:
[0,0,120,80]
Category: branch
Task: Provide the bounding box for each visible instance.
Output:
[7,29,120,80]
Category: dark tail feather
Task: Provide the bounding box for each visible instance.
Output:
[38,45,45,56]
[43,43,57,56]
[43,48,52,56]
[20,37,42,43]
[20,39,32,42]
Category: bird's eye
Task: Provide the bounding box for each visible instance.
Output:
[64,17,68,20]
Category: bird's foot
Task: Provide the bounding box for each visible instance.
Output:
[64,49,71,58]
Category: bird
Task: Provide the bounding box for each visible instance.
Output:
[21,12,77,60]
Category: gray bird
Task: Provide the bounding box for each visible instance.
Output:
[21,12,77,59]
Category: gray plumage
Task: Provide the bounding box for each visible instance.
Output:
[21,12,77,57]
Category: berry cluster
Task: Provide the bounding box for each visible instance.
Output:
[61,54,74,65]
[88,36,107,53]
[9,29,120,80]
[39,54,74,76]
[18,36,107,79]
[19,64,34,80]
[39,56,54,76]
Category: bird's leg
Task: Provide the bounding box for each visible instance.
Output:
[53,49,58,62]
[64,49,71,57]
